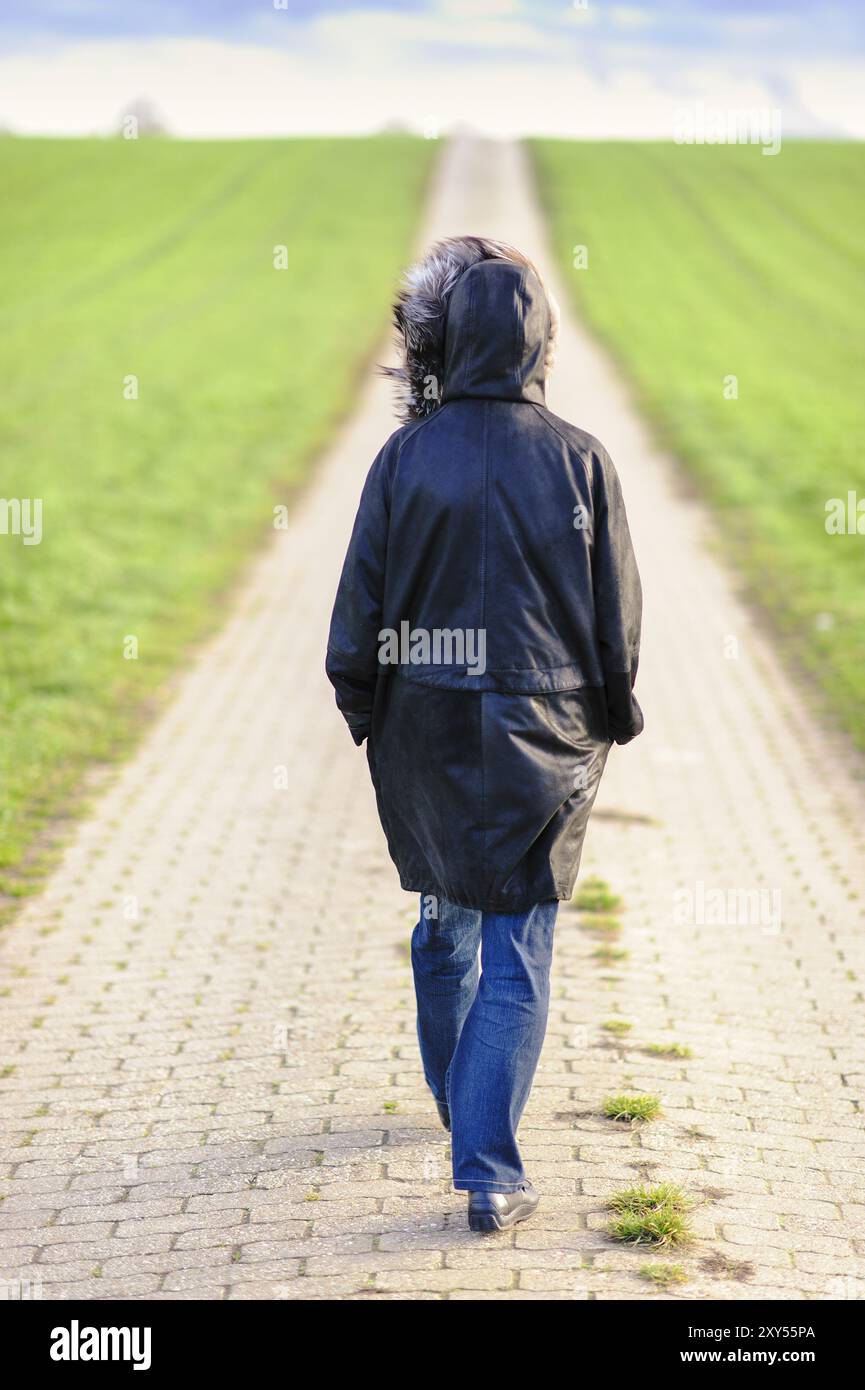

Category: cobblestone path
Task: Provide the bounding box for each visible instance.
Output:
[2,139,864,1301]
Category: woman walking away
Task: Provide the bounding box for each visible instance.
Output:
[326,236,643,1232]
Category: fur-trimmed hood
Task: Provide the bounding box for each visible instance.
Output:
[381,235,559,423]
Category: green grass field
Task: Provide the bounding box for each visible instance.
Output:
[531,140,865,747]
[0,136,434,896]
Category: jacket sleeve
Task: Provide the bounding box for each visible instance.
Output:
[325,443,391,745]
[591,450,644,745]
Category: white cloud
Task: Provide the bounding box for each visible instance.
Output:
[437,0,525,15]
[786,60,865,137]
[609,7,656,30]
[310,3,558,58]
[0,21,862,140]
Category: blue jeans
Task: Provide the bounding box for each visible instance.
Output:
[411,895,558,1192]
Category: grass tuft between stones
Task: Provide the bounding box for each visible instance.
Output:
[573,877,623,914]
[639,1261,689,1286]
[608,1183,694,1247]
[646,1041,694,1058]
[593,945,629,964]
[579,915,622,937]
[603,1092,661,1122]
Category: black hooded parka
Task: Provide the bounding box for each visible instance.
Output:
[326,258,643,912]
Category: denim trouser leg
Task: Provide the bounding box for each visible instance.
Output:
[411,894,558,1193]
[411,898,482,1103]
[448,900,558,1191]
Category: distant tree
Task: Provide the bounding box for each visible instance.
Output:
[117,98,168,140]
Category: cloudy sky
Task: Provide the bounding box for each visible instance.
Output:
[1,0,863,139]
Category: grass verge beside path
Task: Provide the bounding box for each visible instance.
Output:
[0,135,435,898]
[530,139,865,749]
